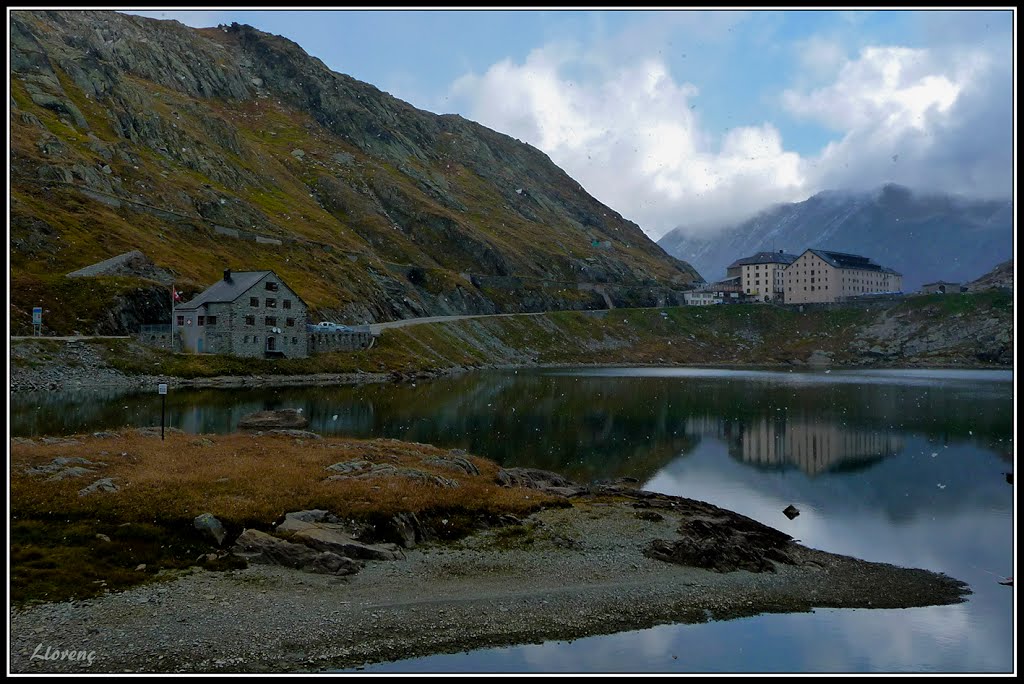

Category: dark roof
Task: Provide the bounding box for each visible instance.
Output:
[177,271,271,309]
[921,280,958,286]
[806,249,890,272]
[728,251,799,268]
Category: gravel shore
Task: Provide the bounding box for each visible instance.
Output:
[10,503,969,674]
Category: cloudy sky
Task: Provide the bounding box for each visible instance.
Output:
[125,9,1014,240]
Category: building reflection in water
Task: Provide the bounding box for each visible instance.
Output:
[726,416,903,476]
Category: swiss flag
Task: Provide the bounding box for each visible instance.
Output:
[173,290,183,303]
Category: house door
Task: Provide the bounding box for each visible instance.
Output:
[197,338,204,353]
[267,336,277,352]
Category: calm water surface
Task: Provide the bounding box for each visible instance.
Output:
[10,367,1015,672]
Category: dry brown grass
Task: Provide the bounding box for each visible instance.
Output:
[10,432,558,527]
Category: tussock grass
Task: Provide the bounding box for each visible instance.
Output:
[11,432,556,528]
[11,431,559,604]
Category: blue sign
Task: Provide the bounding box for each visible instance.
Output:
[32,307,42,325]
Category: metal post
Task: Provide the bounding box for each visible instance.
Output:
[158,383,168,439]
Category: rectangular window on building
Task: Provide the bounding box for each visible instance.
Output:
[250,297,259,307]
[176,315,184,326]
[265,282,279,292]
[292,337,298,345]
[197,316,205,326]
[245,315,255,326]
[265,298,277,308]
[206,316,217,325]
[283,299,291,310]
[265,316,277,327]
[286,318,295,327]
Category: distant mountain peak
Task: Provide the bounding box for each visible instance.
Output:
[658,185,1012,290]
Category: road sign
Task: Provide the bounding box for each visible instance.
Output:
[158,383,168,395]
[32,307,42,325]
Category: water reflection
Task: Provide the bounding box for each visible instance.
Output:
[10,368,1013,672]
[10,368,1012,484]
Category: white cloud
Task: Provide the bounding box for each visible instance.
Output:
[450,45,808,239]
[449,33,1010,241]
[787,45,1010,197]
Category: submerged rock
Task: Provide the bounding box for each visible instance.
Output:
[238,409,308,430]
[783,505,800,520]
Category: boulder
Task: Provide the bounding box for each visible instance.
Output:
[231,529,359,575]
[78,478,119,496]
[387,512,424,549]
[193,513,228,546]
[783,505,800,520]
[238,409,308,430]
[275,518,403,561]
[292,526,403,561]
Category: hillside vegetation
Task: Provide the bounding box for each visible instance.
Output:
[11,10,700,335]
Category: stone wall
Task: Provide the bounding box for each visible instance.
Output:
[308,330,375,354]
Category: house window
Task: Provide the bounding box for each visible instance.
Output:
[265,316,277,327]
[266,282,279,292]
[283,299,291,310]
[186,318,193,326]
[197,316,205,326]
[244,335,249,343]
[245,315,255,326]
[250,297,259,307]
[176,315,184,326]
[206,316,217,325]
[286,318,295,327]
[265,298,277,308]
[292,337,298,345]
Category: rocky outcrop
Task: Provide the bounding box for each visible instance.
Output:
[966,259,1013,292]
[495,467,590,497]
[231,529,359,576]
[325,460,461,488]
[645,516,798,573]
[850,297,1013,366]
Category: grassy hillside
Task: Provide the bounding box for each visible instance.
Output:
[11,10,700,333]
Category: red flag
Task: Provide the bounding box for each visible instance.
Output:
[173,290,182,303]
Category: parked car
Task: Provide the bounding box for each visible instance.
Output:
[312,321,352,332]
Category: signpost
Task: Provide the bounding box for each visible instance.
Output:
[32,307,42,336]
[158,383,168,440]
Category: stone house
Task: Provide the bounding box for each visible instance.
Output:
[173,269,309,358]
[920,281,964,294]
[782,249,903,304]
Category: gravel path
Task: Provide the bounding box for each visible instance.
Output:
[10,503,968,673]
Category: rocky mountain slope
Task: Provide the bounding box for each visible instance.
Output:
[10,10,700,334]
[658,184,1012,289]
